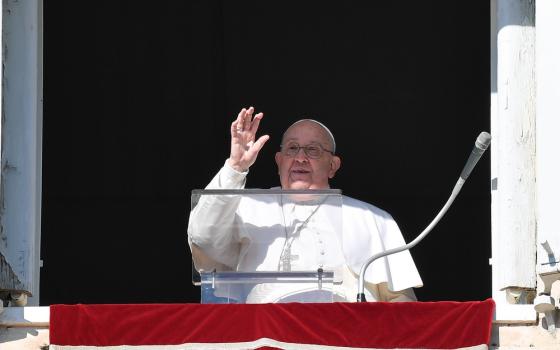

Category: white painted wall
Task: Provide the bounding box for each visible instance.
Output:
[0,0,43,305]
[536,0,560,281]
[491,0,537,322]
[493,0,537,291]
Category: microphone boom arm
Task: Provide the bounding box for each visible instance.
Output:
[356,131,491,302]
[357,178,465,302]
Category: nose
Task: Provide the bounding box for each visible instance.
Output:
[294,147,308,162]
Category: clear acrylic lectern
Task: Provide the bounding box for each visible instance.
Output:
[189,189,343,304]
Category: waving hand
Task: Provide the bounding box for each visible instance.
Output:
[227,107,270,172]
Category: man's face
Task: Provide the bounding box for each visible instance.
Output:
[275,121,341,189]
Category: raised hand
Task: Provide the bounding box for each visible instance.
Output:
[227,107,270,172]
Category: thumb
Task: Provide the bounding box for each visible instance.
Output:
[252,135,270,153]
[246,135,270,160]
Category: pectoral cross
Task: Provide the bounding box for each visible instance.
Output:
[280,244,299,272]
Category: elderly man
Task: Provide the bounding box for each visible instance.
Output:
[188,107,422,302]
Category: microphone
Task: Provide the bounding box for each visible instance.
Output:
[460,132,492,181]
[357,131,491,302]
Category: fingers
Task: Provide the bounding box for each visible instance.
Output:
[232,107,263,136]
[232,108,247,134]
[231,119,239,136]
[250,112,264,134]
[243,107,254,131]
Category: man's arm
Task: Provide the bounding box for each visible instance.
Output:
[187,162,248,269]
[187,107,270,270]
[342,197,423,297]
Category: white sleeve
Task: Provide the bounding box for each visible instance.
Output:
[207,160,248,190]
[187,161,248,269]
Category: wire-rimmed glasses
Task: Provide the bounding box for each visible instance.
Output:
[280,142,335,159]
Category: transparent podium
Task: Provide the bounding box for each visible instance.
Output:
[189,189,343,304]
[199,270,335,304]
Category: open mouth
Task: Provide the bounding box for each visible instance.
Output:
[291,169,310,174]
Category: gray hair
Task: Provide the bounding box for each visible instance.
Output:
[282,119,336,153]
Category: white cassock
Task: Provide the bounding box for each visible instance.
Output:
[188,161,423,303]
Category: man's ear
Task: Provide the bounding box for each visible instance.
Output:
[275,152,282,173]
[329,155,341,178]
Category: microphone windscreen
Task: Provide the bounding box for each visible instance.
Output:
[475,132,492,150]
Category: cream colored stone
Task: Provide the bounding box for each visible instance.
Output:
[0,328,49,350]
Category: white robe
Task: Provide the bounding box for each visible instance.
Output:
[188,162,423,302]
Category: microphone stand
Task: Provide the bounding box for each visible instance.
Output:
[356,178,464,302]
[356,131,491,302]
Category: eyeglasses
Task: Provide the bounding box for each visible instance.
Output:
[280,142,334,159]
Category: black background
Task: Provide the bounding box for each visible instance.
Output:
[41,1,490,304]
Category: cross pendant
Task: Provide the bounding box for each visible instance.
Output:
[280,247,299,272]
